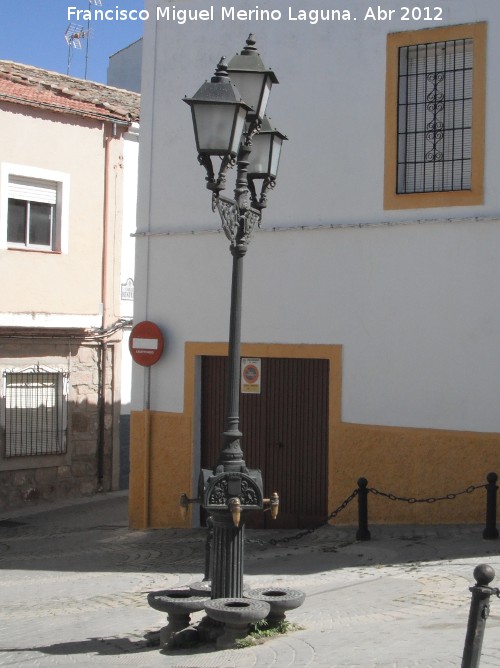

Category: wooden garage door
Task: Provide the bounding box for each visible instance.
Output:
[200,356,329,529]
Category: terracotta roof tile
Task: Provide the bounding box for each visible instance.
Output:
[0,60,140,124]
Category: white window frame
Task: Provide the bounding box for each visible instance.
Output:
[0,163,70,253]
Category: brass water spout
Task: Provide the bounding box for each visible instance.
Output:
[263,491,280,519]
[179,493,200,520]
[228,497,241,527]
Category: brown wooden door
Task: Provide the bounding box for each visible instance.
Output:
[200,356,329,529]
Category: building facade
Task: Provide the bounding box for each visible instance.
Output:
[130,0,500,529]
[0,61,139,511]
[107,39,143,93]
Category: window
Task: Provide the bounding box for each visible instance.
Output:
[384,23,486,209]
[7,176,57,249]
[2,365,69,457]
[0,164,70,252]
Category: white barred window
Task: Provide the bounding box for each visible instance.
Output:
[2,365,69,457]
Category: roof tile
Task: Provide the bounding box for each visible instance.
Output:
[0,60,140,123]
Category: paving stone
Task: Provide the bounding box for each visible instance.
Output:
[1,491,499,666]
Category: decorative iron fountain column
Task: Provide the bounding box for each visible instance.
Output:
[182,35,286,600]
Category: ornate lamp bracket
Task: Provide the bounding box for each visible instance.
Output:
[198,153,237,195]
[214,195,261,246]
[244,117,262,147]
[248,175,276,211]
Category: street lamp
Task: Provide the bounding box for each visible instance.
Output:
[247,115,287,210]
[183,35,286,600]
[226,34,278,122]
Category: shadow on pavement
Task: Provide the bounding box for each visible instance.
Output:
[0,633,160,657]
[0,494,498,575]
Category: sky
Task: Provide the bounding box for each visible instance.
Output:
[0,0,145,84]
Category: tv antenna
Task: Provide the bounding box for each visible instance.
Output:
[65,24,87,76]
[64,0,102,79]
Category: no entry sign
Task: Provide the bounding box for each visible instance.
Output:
[241,358,261,394]
[129,321,164,366]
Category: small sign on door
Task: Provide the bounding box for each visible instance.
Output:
[241,358,261,394]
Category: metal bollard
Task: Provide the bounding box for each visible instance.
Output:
[356,477,371,541]
[482,472,498,540]
[461,564,497,668]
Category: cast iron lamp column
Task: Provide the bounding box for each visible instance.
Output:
[183,36,285,600]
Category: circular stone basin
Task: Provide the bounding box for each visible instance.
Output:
[204,598,270,626]
[244,587,305,619]
[189,581,212,597]
[147,588,209,614]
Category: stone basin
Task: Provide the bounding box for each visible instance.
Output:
[204,597,271,649]
[244,587,306,624]
[147,588,209,645]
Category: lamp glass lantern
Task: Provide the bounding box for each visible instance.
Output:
[248,117,287,179]
[227,72,272,120]
[191,102,247,156]
[184,58,250,157]
[227,35,278,120]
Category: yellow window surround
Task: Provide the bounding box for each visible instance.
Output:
[384,22,486,210]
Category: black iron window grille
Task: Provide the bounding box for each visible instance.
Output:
[397,38,473,194]
[2,365,69,457]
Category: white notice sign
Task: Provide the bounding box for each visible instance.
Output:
[241,358,261,394]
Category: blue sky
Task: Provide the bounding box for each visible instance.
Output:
[0,1,145,83]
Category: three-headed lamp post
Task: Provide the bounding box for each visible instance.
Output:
[182,35,286,600]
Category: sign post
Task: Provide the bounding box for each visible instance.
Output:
[129,321,164,528]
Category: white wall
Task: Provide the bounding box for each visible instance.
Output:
[133,218,500,432]
[119,124,140,414]
[107,39,143,93]
[0,108,106,319]
[137,0,500,233]
[133,0,500,433]
[120,123,139,321]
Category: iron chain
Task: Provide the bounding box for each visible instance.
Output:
[368,483,485,505]
[269,489,358,545]
[268,481,487,547]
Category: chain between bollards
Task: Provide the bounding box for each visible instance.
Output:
[269,472,497,546]
[462,564,500,668]
[363,472,497,543]
[269,489,358,545]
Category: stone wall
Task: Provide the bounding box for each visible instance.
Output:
[0,335,115,512]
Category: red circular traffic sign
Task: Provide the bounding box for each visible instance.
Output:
[242,363,259,384]
[129,321,164,366]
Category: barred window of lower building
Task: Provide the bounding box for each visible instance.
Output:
[2,366,69,458]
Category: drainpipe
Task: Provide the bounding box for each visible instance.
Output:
[101,122,117,331]
[97,340,106,490]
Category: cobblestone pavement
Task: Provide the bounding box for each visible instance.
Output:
[1,491,499,667]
